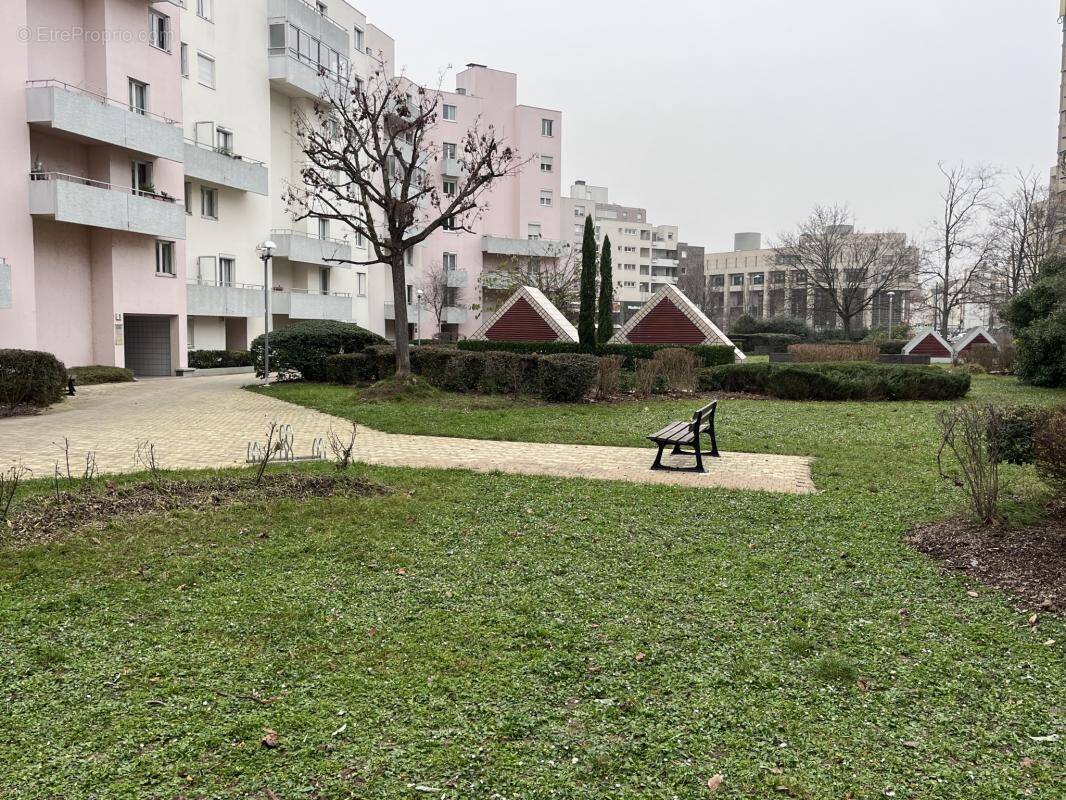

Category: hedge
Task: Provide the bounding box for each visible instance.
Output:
[250,320,385,381]
[457,340,735,368]
[0,349,67,408]
[729,333,803,354]
[68,365,135,385]
[537,354,599,402]
[699,362,971,401]
[187,349,254,369]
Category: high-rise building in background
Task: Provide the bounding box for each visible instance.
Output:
[560,181,683,321]
[0,0,561,371]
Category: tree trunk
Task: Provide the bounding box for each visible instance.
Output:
[390,252,411,377]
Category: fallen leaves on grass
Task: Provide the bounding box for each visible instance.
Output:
[706,773,724,792]
[261,730,280,749]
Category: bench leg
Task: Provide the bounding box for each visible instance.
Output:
[650,443,669,471]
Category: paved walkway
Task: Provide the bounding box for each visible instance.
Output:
[0,375,815,494]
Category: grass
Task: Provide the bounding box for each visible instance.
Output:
[68,365,135,385]
[0,375,1063,797]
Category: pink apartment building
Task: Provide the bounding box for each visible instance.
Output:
[391,64,564,341]
[1,0,188,375]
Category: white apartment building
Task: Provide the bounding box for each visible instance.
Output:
[560,181,681,315]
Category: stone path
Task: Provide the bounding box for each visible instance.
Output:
[0,375,816,494]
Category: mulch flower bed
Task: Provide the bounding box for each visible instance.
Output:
[906,508,1066,614]
[4,471,389,546]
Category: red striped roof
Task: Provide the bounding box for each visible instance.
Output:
[485,297,560,341]
[626,299,706,344]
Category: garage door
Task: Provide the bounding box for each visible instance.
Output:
[124,315,172,377]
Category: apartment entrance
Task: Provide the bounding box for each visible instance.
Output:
[124,315,173,377]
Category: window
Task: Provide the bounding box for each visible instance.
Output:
[353,230,365,248]
[216,127,233,155]
[574,205,585,217]
[180,43,189,77]
[201,187,218,220]
[269,23,286,51]
[219,257,235,286]
[184,181,192,214]
[750,272,765,286]
[149,10,170,52]
[316,2,328,14]
[540,155,553,173]
[443,252,457,271]
[197,53,216,89]
[197,256,216,283]
[730,274,744,287]
[442,179,456,197]
[353,26,365,52]
[317,218,330,240]
[443,104,457,121]
[131,160,153,194]
[197,0,213,21]
[320,267,331,294]
[129,79,149,115]
[442,142,457,160]
[155,241,174,275]
[541,118,554,137]
[443,216,457,231]
[527,223,542,240]
[623,246,637,253]
[539,190,553,207]
[711,275,725,288]
[357,272,367,297]
[574,224,582,237]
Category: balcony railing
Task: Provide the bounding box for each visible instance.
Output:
[26,80,179,125]
[267,49,343,100]
[184,139,269,195]
[286,0,347,34]
[269,228,353,267]
[187,279,351,319]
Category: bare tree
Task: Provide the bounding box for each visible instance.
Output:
[481,241,580,319]
[418,261,464,336]
[921,162,1000,336]
[774,205,915,339]
[983,170,1059,304]
[677,269,709,314]
[284,62,525,376]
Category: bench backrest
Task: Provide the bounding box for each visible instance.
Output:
[690,400,717,432]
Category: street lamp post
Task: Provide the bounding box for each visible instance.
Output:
[887,291,896,333]
[416,288,424,343]
[256,240,277,384]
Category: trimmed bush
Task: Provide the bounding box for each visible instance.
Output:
[789,343,880,363]
[0,349,67,408]
[441,352,486,392]
[324,353,376,384]
[699,362,970,402]
[1034,407,1066,496]
[457,340,735,369]
[187,350,253,369]
[410,347,455,386]
[987,405,1049,466]
[365,345,397,381]
[69,365,135,385]
[595,355,624,398]
[537,353,598,402]
[653,348,700,392]
[1002,256,1066,387]
[479,351,538,395]
[250,320,384,381]
[729,333,803,354]
[732,315,812,338]
[876,339,909,356]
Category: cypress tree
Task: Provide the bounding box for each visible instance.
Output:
[577,215,598,346]
[597,234,614,344]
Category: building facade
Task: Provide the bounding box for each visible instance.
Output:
[703,231,919,332]
[0,1,560,372]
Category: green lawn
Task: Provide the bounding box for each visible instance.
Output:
[1,376,1064,798]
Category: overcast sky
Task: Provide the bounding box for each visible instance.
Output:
[354,0,1061,252]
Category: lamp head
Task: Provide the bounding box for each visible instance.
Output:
[258,240,277,258]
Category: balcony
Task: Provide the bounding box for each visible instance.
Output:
[482,236,567,258]
[442,157,465,178]
[650,274,678,286]
[0,259,10,309]
[187,281,351,321]
[651,257,679,268]
[268,50,340,101]
[442,306,467,325]
[270,229,352,267]
[187,281,265,318]
[184,141,268,195]
[446,268,468,288]
[384,302,426,321]
[29,173,186,239]
[272,288,352,321]
[26,81,183,162]
[268,0,349,54]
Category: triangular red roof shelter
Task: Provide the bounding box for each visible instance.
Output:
[902,328,953,361]
[609,285,744,359]
[470,286,579,343]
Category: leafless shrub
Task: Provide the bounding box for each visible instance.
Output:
[251,423,282,487]
[937,403,1003,524]
[1033,407,1066,498]
[51,438,97,500]
[596,356,624,399]
[326,424,358,471]
[633,359,662,396]
[961,343,1015,375]
[0,463,30,524]
[653,348,700,392]
[789,343,880,363]
[135,440,163,483]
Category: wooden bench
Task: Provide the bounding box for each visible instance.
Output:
[647,401,720,473]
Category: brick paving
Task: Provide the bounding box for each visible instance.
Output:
[0,374,816,494]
